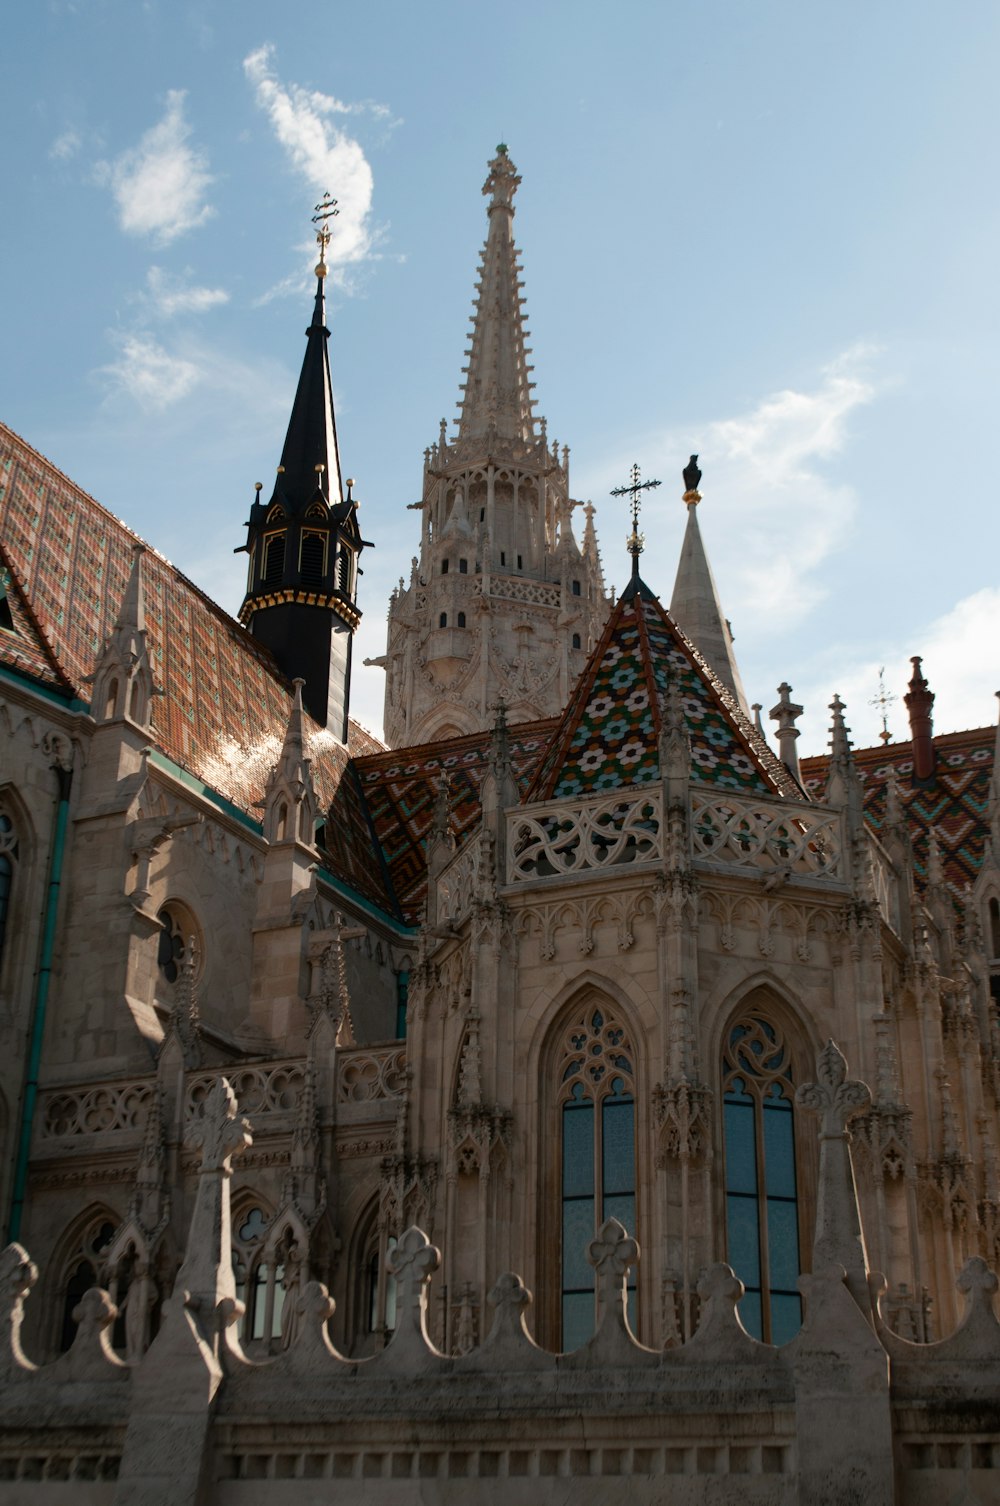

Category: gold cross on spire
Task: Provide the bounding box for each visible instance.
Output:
[869,666,897,745]
[312,192,339,279]
[610,463,661,578]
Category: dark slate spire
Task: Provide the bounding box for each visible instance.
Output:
[239,202,369,740]
[270,276,343,516]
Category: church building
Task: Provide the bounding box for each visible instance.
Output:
[1,146,999,1504]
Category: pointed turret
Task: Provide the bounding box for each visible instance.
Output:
[669,462,749,712]
[376,147,608,745]
[239,212,368,738]
[457,145,536,446]
[88,544,158,728]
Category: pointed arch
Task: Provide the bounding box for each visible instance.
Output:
[47,1203,121,1355]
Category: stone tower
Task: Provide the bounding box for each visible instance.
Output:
[373,146,608,746]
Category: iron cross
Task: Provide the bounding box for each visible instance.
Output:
[610,463,661,576]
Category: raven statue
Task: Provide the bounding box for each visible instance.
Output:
[683,454,702,493]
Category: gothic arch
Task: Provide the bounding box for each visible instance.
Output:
[46,1202,122,1356]
[0,784,36,999]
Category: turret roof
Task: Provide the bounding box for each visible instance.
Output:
[270,277,344,514]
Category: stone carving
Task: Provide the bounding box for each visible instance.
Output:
[42,1080,154,1138]
[337,1046,407,1103]
[796,1040,872,1305]
[187,1077,253,1175]
[690,790,843,879]
[188,1062,304,1119]
[509,788,663,882]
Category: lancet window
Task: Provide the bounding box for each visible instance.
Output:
[722,1011,803,1344]
[0,812,17,967]
[232,1204,288,1347]
[57,1216,116,1352]
[557,1003,637,1350]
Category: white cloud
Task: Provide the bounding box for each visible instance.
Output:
[100,334,201,411]
[147,266,229,317]
[96,90,214,244]
[49,128,81,162]
[243,44,380,285]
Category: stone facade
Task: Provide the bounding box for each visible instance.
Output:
[1,146,1000,1503]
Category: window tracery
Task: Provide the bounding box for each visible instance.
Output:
[156,904,202,985]
[722,1010,802,1344]
[232,1204,288,1348]
[556,1003,636,1350]
[57,1216,116,1352]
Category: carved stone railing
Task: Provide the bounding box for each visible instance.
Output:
[437,838,481,926]
[337,1045,408,1104]
[480,576,561,609]
[187,1062,304,1119]
[40,1080,154,1139]
[507,788,663,884]
[690,790,844,881]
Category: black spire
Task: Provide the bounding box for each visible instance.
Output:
[238,217,369,741]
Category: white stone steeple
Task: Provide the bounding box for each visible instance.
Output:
[372,146,609,747]
[669,472,749,713]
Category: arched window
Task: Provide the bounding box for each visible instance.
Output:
[156,904,201,985]
[441,559,449,575]
[232,1204,287,1348]
[263,532,285,588]
[439,612,448,628]
[457,612,467,628]
[722,1011,803,1344]
[57,1217,116,1352]
[459,558,468,574]
[0,812,17,968]
[572,633,582,650]
[299,530,326,588]
[556,1003,636,1350]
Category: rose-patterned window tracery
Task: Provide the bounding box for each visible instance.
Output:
[722,1011,802,1344]
[557,1004,636,1350]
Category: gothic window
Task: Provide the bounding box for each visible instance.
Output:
[441,559,449,574]
[232,1204,287,1347]
[457,612,467,628]
[263,532,285,588]
[337,548,352,594]
[557,1005,637,1350]
[156,904,202,985]
[57,1217,116,1352]
[572,633,582,650]
[722,1012,802,1344]
[0,812,17,967]
[299,530,326,587]
[572,580,581,596]
[439,613,448,628]
[459,558,468,574]
[366,1235,398,1337]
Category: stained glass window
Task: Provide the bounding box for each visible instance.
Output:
[722,1012,802,1344]
[558,1005,637,1350]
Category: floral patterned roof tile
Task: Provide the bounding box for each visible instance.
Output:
[527,579,793,803]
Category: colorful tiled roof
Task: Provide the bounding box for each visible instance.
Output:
[0,422,394,915]
[354,719,557,923]
[801,727,996,905]
[526,578,796,803]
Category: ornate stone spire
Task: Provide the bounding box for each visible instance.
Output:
[88,544,159,728]
[456,145,535,446]
[669,463,749,713]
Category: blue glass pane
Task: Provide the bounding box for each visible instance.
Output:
[724,1101,757,1194]
[738,1289,762,1341]
[602,1099,634,1195]
[603,1194,637,1289]
[626,1287,637,1334]
[766,1200,800,1291]
[562,1101,594,1197]
[726,1195,761,1287]
[562,1198,595,1290]
[762,1099,796,1199]
[769,1292,802,1346]
[562,1291,594,1352]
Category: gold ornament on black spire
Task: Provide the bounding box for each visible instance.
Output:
[611,463,661,584]
[312,191,338,278]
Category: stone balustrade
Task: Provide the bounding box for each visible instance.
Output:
[690,789,844,880]
[507,788,663,884]
[336,1044,407,1104]
[40,1080,155,1139]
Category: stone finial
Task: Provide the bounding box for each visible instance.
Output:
[0,1242,38,1379]
[828,695,852,764]
[946,1256,1000,1358]
[456,1009,483,1107]
[316,913,356,1044]
[186,1078,252,1174]
[769,682,804,783]
[282,1280,348,1371]
[796,1042,873,1312]
[584,1217,641,1357]
[904,655,935,780]
[688,1262,754,1355]
[472,1271,551,1369]
[60,1287,127,1380]
[381,1226,443,1367]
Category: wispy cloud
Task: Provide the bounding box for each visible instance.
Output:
[99,334,201,411]
[95,90,214,245]
[147,265,229,317]
[49,127,81,162]
[243,44,384,288]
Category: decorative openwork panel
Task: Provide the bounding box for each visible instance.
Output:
[868,837,897,929]
[41,1081,154,1138]
[437,839,480,926]
[188,1063,304,1119]
[487,577,561,609]
[337,1046,408,1103]
[690,791,843,880]
[508,788,662,884]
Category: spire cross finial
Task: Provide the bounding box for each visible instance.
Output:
[312,192,339,277]
[869,665,897,745]
[610,463,661,578]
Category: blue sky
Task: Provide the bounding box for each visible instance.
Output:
[2,0,998,751]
